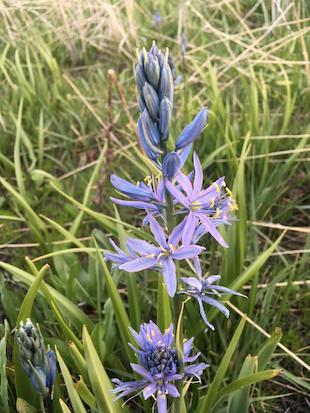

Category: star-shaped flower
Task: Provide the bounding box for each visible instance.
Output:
[165,153,237,248]
[105,214,204,297]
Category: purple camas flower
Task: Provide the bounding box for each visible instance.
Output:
[110,173,165,212]
[181,276,246,330]
[105,214,204,297]
[112,321,208,412]
[165,152,238,248]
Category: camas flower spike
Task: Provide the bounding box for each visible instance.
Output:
[112,321,208,413]
[15,318,56,398]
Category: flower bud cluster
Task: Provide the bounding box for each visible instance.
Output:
[136,42,208,179]
[16,319,56,397]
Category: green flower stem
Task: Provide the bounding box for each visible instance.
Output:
[164,176,184,413]
[39,396,45,413]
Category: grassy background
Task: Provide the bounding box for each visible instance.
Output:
[0,1,309,412]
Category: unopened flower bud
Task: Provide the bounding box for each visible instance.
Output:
[175,107,208,150]
[143,83,160,121]
[159,97,172,141]
[16,319,56,398]
[162,152,181,179]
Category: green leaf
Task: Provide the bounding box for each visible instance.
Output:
[198,317,246,412]
[228,355,257,413]
[0,320,10,413]
[157,278,172,331]
[218,369,281,400]
[76,377,96,410]
[16,398,36,413]
[230,231,285,291]
[14,260,49,403]
[70,141,108,236]
[95,244,133,361]
[13,99,26,200]
[257,328,282,371]
[0,261,93,330]
[56,348,87,413]
[114,204,140,330]
[68,341,87,380]
[0,177,46,243]
[16,259,49,325]
[83,326,124,413]
[59,399,72,413]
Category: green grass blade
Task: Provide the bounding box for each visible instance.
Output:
[13,99,26,200]
[56,349,87,413]
[0,261,93,330]
[157,278,172,330]
[76,377,96,410]
[59,399,72,413]
[95,244,133,361]
[217,369,281,400]
[13,260,49,403]
[230,231,286,291]
[257,327,283,371]
[83,326,125,413]
[228,355,257,413]
[114,205,140,330]
[0,177,46,243]
[0,320,10,413]
[198,316,246,412]
[70,140,108,237]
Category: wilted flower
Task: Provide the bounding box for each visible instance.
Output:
[181,276,246,330]
[112,321,208,412]
[166,152,238,247]
[15,319,56,397]
[105,214,204,297]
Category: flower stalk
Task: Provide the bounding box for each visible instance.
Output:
[105,42,244,413]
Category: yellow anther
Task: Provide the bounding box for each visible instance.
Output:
[222,180,226,187]
[144,175,152,186]
[229,199,238,211]
[213,182,221,193]
[156,173,162,181]
[191,200,201,211]
[146,253,156,259]
[215,208,221,218]
[226,187,233,197]
[209,197,215,208]
[158,390,162,395]
[146,333,152,342]
[169,243,175,252]
[136,181,140,186]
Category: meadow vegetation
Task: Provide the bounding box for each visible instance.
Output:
[0,1,309,412]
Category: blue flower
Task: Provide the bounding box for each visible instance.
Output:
[181,276,246,330]
[112,321,208,412]
[175,108,208,150]
[110,173,165,213]
[166,152,238,248]
[104,214,204,297]
[162,152,181,179]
